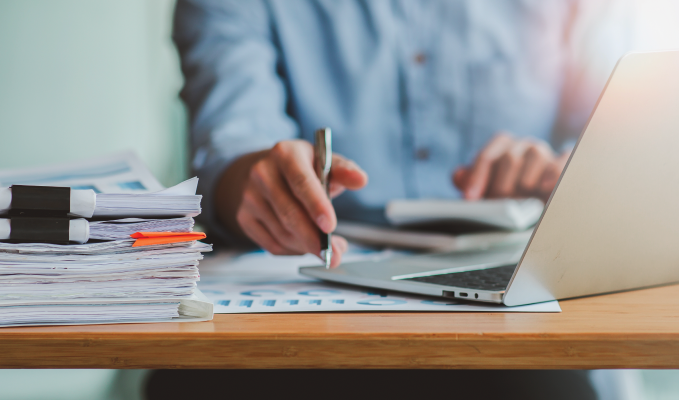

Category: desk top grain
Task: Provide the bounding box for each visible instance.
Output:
[2,284,679,369]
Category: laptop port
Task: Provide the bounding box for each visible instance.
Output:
[459,292,468,297]
[442,291,455,298]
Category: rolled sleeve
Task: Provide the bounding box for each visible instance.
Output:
[173,0,298,244]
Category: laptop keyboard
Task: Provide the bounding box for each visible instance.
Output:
[404,264,516,291]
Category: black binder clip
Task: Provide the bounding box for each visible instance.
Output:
[3,185,73,244]
[8,216,70,245]
[9,185,71,217]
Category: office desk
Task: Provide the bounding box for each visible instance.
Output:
[1,283,678,369]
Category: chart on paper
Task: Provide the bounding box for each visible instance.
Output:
[197,252,560,314]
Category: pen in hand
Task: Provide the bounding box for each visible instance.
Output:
[314,128,333,268]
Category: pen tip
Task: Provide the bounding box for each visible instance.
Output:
[322,250,332,269]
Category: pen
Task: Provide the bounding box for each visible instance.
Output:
[314,127,333,268]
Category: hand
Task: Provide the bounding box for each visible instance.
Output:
[453,133,571,202]
[215,140,368,267]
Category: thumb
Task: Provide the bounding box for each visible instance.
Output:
[330,154,368,191]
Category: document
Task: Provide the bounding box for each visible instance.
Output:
[335,199,543,251]
[89,217,195,240]
[335,221,533,252]
[386,198,544,231]
[197,251,560,313]
[0,153,202,218]
[0,290,213,327]
[0,151,212,327]
[0,151,164,193]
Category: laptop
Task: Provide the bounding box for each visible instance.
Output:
[301,50,679,306]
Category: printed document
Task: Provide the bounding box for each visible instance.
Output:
[0,151,163,193]
[197,251,560,313]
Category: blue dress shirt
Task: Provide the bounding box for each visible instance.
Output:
[173,0,630,232]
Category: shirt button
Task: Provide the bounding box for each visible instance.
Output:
[414,52,427,65]
[415,148,430,160]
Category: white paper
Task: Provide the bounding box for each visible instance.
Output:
[0,240,211,302]
[0,152,212,327]
[0,289,214,328]
[89,217,194,241]
[0,153,201,218]
[93,186,201,218]
[154,177,198,196]
[0,151,164,194]
[386,198,545,231]
[197,251,560,314]
[336,220,533,252]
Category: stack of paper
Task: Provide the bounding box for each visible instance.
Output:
[0,152,214,327]
[89,217,194,241]
[0,240,210,300]
[0,240,211,326]
[92,177,202,218]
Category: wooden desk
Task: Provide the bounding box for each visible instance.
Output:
[1,284,679,369]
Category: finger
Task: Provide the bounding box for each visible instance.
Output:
[328,235,349,268]
[328,181,346,198]
[271,141,337,233]
[538,164,560,201]
[249,159,322,251]
[241,187,319,254]
[518,144,553,194]
[465,133,514,200]
[539,152,570,198]
[487,140,530,198]
[236,211,296,255]
[330,154,369,190]
[327,156,369,198]
[452,167,470,191]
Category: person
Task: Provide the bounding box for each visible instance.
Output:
[154,1,639,399]
[173,0,630,267]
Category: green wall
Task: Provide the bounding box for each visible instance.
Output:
[0,0,187,187]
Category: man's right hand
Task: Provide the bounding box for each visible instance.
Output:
[215,140,368,267]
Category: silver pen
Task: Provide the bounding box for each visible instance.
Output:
[314,128,333,268]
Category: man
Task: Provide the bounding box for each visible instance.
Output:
[160,1,636,399]
[173,0,629,267]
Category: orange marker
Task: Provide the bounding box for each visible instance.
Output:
[130,231,206,247]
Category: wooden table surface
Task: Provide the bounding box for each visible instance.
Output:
[2,284,679,369]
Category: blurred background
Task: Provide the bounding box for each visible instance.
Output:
[0,0,678,399]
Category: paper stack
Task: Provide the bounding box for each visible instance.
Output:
[0,176,202,219]
[92,177,202,218]
[89,217,195,241]
[0,152,213,327]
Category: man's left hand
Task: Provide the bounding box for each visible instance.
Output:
[453,133,571,202]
